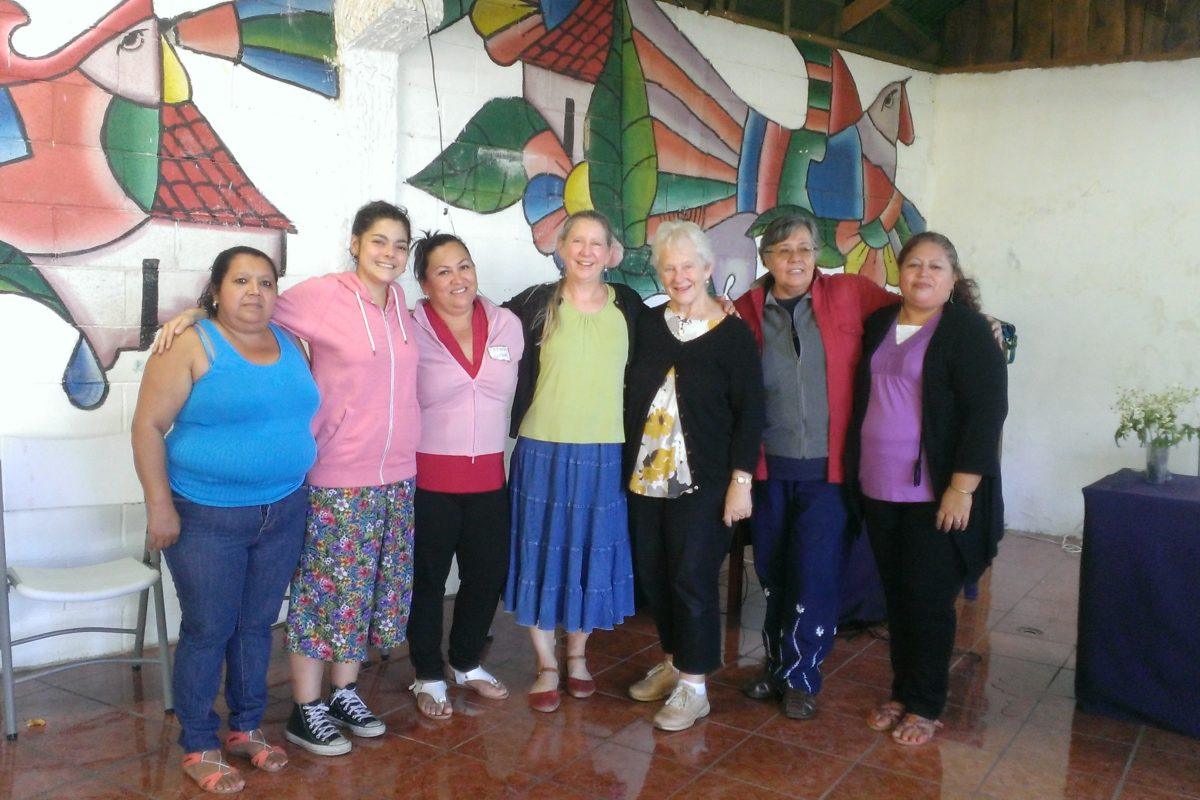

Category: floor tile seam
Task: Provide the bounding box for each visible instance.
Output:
[970,681,1049,795]
[1107,724,1144,800]
[815,730,890,800]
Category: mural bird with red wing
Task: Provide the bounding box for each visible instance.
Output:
[411,0,926,299]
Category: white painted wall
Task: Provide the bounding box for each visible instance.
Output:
[926,57,1200,537]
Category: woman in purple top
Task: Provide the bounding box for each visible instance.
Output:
[846,232,1008,747]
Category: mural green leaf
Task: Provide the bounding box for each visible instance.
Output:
[0,242,72,322]
[408,97,551,214]
[585,0,657,248]
[434,0,475,33]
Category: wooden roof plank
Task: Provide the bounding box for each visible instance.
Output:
[1125,0,1146,55]
[1053,0,1091,58]
[1015,0,1054,59]
[979,0,1016,62]
[1089,0,1127,57]
[943,0,982,66]
[841,0,896,33]
[1141,0,1167,51]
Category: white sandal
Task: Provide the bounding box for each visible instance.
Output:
[453,665,509,700]
[409,678,452,719]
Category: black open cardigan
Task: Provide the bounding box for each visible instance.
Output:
[502,280,646,439]
[623,311,765,486]
[845,302,1009,581]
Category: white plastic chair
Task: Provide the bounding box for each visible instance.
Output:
[0,435,173,740]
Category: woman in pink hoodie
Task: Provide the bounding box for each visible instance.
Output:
[158,201,419,757]
[406,232,524,719]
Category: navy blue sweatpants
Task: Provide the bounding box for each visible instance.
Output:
[751,477,848,694]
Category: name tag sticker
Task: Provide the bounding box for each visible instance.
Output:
[488,345,511,361]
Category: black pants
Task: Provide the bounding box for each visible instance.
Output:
[863,498,967,719]
[628,485,732,675]
[408,487,510,680]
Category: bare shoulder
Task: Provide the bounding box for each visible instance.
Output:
[146,326,206,374]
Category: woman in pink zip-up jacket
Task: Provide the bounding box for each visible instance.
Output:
[405,232,524,719]
[157,201,419,757]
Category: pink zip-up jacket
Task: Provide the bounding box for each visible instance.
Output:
[411,296,524,458]
[274,272,419,488]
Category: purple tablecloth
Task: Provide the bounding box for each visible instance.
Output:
[1076,469,1200,738]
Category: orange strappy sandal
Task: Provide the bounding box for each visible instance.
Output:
[225,729,288,772]
[182,750,245,795]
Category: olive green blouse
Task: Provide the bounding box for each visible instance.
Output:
[518,286,628,444]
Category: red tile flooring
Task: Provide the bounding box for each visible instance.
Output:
[4,534,1199,799]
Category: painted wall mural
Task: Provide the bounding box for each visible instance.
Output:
[411,0,926,300]
[0,0,339,409]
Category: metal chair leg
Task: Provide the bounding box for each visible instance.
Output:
[1,584,18,740]
[132,587,149,671]
[152,573,174,713]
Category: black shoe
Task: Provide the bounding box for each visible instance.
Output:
[285,700,352,756]
[327,683,386,737]
[741,671,780,701]
[782,687,817,720]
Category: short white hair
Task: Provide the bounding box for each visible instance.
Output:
[650,221,715,272]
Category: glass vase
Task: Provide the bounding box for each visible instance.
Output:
[1145,443,1171,484]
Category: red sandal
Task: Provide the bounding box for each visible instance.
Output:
[566,655,595,699]
[528,667,562,713]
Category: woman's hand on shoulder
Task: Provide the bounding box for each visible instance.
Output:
[153,307,207,354]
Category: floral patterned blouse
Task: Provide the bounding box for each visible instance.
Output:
[629,308,722,498]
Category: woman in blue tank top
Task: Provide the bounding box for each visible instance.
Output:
[132,246,319,795]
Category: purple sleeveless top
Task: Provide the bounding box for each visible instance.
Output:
[858,313,941,502]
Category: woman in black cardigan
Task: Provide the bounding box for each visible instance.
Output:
[846,231,1007,746]
[622,221,765,731]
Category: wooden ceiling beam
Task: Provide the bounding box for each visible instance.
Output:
[882,6,942,61]
[841,0,895,33]
[715,7,942,71]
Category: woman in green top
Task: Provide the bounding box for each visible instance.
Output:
[502,211,643,713]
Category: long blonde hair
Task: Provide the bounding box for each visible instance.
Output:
[537,210,619,345]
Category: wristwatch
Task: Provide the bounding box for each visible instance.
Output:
[732,474,751,485]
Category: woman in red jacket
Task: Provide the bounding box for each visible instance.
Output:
[732,214,897,721]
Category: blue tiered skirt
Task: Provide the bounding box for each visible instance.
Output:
[505,437,635,632]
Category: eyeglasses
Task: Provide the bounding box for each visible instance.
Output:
[765,245,817,261]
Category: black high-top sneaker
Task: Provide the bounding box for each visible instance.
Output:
[327,683,386,737]
[285,700,352,756]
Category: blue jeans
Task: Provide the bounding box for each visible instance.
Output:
[751,477,849,693]
[164,487,307,752]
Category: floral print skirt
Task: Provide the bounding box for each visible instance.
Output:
[286,478,415,662]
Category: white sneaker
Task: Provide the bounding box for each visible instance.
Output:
[653,683,710,731]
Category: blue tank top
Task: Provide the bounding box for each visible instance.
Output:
[166,320,320,507]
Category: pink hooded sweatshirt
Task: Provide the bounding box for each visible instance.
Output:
[411,296,524,458]
[274,272,419,488]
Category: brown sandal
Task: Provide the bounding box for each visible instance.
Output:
[565,655,595,699]
[182,750,245,795]
[528,667,561,713]
[867,701,905,732]
[891,713,943,746]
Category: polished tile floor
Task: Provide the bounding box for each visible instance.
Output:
[4,533,1198,799]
